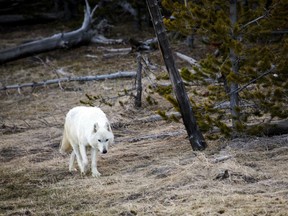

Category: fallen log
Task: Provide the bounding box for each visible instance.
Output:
[91,35,124,45]
[102,47,132,58]
[0,0,97,65]
[105,48,132,53]
[247,119,288,137]
[0,71,137,91]
[124,119,288,143]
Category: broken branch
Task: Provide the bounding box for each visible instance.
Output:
[175,52,200,67]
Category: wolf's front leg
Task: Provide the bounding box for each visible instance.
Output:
[72,144,85,174]
[79,144,89,174]
[91,148,101,177]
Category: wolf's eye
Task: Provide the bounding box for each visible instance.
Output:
[98,139,101,142]
[105,139,109,142]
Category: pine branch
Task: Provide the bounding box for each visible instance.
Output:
[0,71,136,91]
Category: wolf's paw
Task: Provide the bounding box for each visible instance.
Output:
[83,167,89,175]
[79,169,88,177]
[69,167,77,173]
[92,171,102,177]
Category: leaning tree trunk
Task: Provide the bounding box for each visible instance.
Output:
[0,0,97,65]
[146,0,207,151]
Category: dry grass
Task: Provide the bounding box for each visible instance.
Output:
[1,23,288,216]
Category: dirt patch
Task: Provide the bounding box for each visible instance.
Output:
[1,24,288,215]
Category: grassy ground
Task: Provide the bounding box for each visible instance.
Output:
[1,23,288,216]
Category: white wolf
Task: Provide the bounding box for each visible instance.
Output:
[60,106,114,177]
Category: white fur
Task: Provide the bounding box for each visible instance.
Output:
[60,106,114,177]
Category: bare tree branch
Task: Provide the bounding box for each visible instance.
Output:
[175,52,200,67]
[241,13,268,30]
[229,65,276,95]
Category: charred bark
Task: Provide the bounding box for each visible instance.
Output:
[146,0,207,151]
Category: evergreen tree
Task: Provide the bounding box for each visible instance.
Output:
[161,0,288,136]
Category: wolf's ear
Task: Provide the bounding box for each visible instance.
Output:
[106,122,111,132]
[93,123,99,133]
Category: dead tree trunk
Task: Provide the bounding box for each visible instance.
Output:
[135,53,143,108]
[0,0,97,65]
[229,0,240,130]
[146,0,207,151]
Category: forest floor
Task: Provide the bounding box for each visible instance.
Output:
[0,22,288,216]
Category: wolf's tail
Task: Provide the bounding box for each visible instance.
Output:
[59,128,72,154]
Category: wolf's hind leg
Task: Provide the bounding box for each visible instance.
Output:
[69,151,76,172]
[79,144,88,174]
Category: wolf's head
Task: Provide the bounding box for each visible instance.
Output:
[90,122,114,154]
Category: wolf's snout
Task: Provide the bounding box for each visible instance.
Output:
[102,149,107,154]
